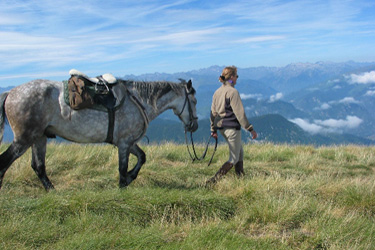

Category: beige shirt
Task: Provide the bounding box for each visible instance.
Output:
[210,82,253,132]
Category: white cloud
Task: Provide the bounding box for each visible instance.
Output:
[290,115,363,134]
[245,105,255,111]
[337,97,360,104]
[315,97,359,111]
[347,71,375,84]
[321,103,331,109]
[314,103,331,110]
[314,116,362,129]
[326,97,360,106]
[0,71,67,80]
[269,92,283,103]
[365,90,375,96]
[289,118,324,134]
[235,35,285,44]
[240,93,262,100]
[132,28,224,46]
[1,0,375,88]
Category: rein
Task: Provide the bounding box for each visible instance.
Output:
[185,131,217,166]
[178,88,217,166]
[126,88,150,143]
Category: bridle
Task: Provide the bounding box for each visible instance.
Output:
[177,87,198,131]
[178,87,217,166]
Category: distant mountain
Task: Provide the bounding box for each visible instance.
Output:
[286,72,375,138]
[144,114,373,146]
[239,61,375,93]
[124,61,375,94]
[242,99,308,119]
[1,61,375,145]
[0,86,13,93]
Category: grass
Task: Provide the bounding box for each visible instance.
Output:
[1,142,375,249]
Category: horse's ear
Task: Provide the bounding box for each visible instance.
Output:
[187,79,192,90]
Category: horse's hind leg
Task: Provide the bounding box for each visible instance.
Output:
[31,136,54,191]
[128,144,146,182]
[0,142,30,189]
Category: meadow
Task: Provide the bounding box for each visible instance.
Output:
[0,142,375,249]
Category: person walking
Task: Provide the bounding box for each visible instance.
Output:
[207,65,257,184]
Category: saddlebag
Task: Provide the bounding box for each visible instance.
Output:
[67,76,95,110]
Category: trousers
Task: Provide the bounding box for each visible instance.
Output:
[219,128,243,165]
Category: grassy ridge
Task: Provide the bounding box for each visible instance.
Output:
[1,143,375,249]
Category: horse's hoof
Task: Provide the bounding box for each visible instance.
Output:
[119,181,128,188]
[45,185,55,192]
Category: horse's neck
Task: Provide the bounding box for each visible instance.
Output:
[132,88,180,121]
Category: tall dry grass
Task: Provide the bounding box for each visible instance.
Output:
[1,142,375,249]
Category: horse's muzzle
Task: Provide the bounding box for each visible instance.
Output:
[186,120,198,132]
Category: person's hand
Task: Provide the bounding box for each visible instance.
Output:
[211,132,218,139]
[250,130,257,139]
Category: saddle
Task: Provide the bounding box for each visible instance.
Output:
[67,69,126,111]
[65,69,128,143]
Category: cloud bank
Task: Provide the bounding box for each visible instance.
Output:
[347,71,375,84]
[337,97,360,104]
[290,115,363,134]
[365,90,375,96]
[240,93,263,100]
[269,92,283,103]
[315,96,360,110]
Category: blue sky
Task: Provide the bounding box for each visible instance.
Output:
[1,0,375,87]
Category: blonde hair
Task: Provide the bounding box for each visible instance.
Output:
[219,66,237,83]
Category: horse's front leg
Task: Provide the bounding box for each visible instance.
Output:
[117,142,131,188]
[128,144,146,181]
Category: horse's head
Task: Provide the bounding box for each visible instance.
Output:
[174,79,198,132]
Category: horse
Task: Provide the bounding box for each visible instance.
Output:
[0,78,198,191]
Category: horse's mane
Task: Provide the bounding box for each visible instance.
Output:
[118,79,188,109]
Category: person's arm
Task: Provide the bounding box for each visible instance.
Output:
[230,90,253,131]
[210,94,218,137]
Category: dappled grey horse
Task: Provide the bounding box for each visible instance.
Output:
[0,78,198,190]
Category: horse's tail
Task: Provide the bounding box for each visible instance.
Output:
[0,91,9,144]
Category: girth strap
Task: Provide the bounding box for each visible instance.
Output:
[104,90,149,145]
[105,108,115,144]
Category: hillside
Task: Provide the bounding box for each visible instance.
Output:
[124,61,375,141]
[144,114,373,146]
[1,61,375,144]
[1,143,375,249]
[2,110,373,146]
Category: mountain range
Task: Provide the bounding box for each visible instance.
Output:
[126,61,375,145]
[1,61,375,145]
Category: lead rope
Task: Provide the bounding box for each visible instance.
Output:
[185,130,217,166]
[178,85,217,166]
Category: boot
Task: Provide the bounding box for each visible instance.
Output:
[206,162,233,185]
[235,161,245,177]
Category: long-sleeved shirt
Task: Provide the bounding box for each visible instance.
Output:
[210,82,253,132]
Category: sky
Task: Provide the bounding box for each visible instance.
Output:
[1,0,375,87]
